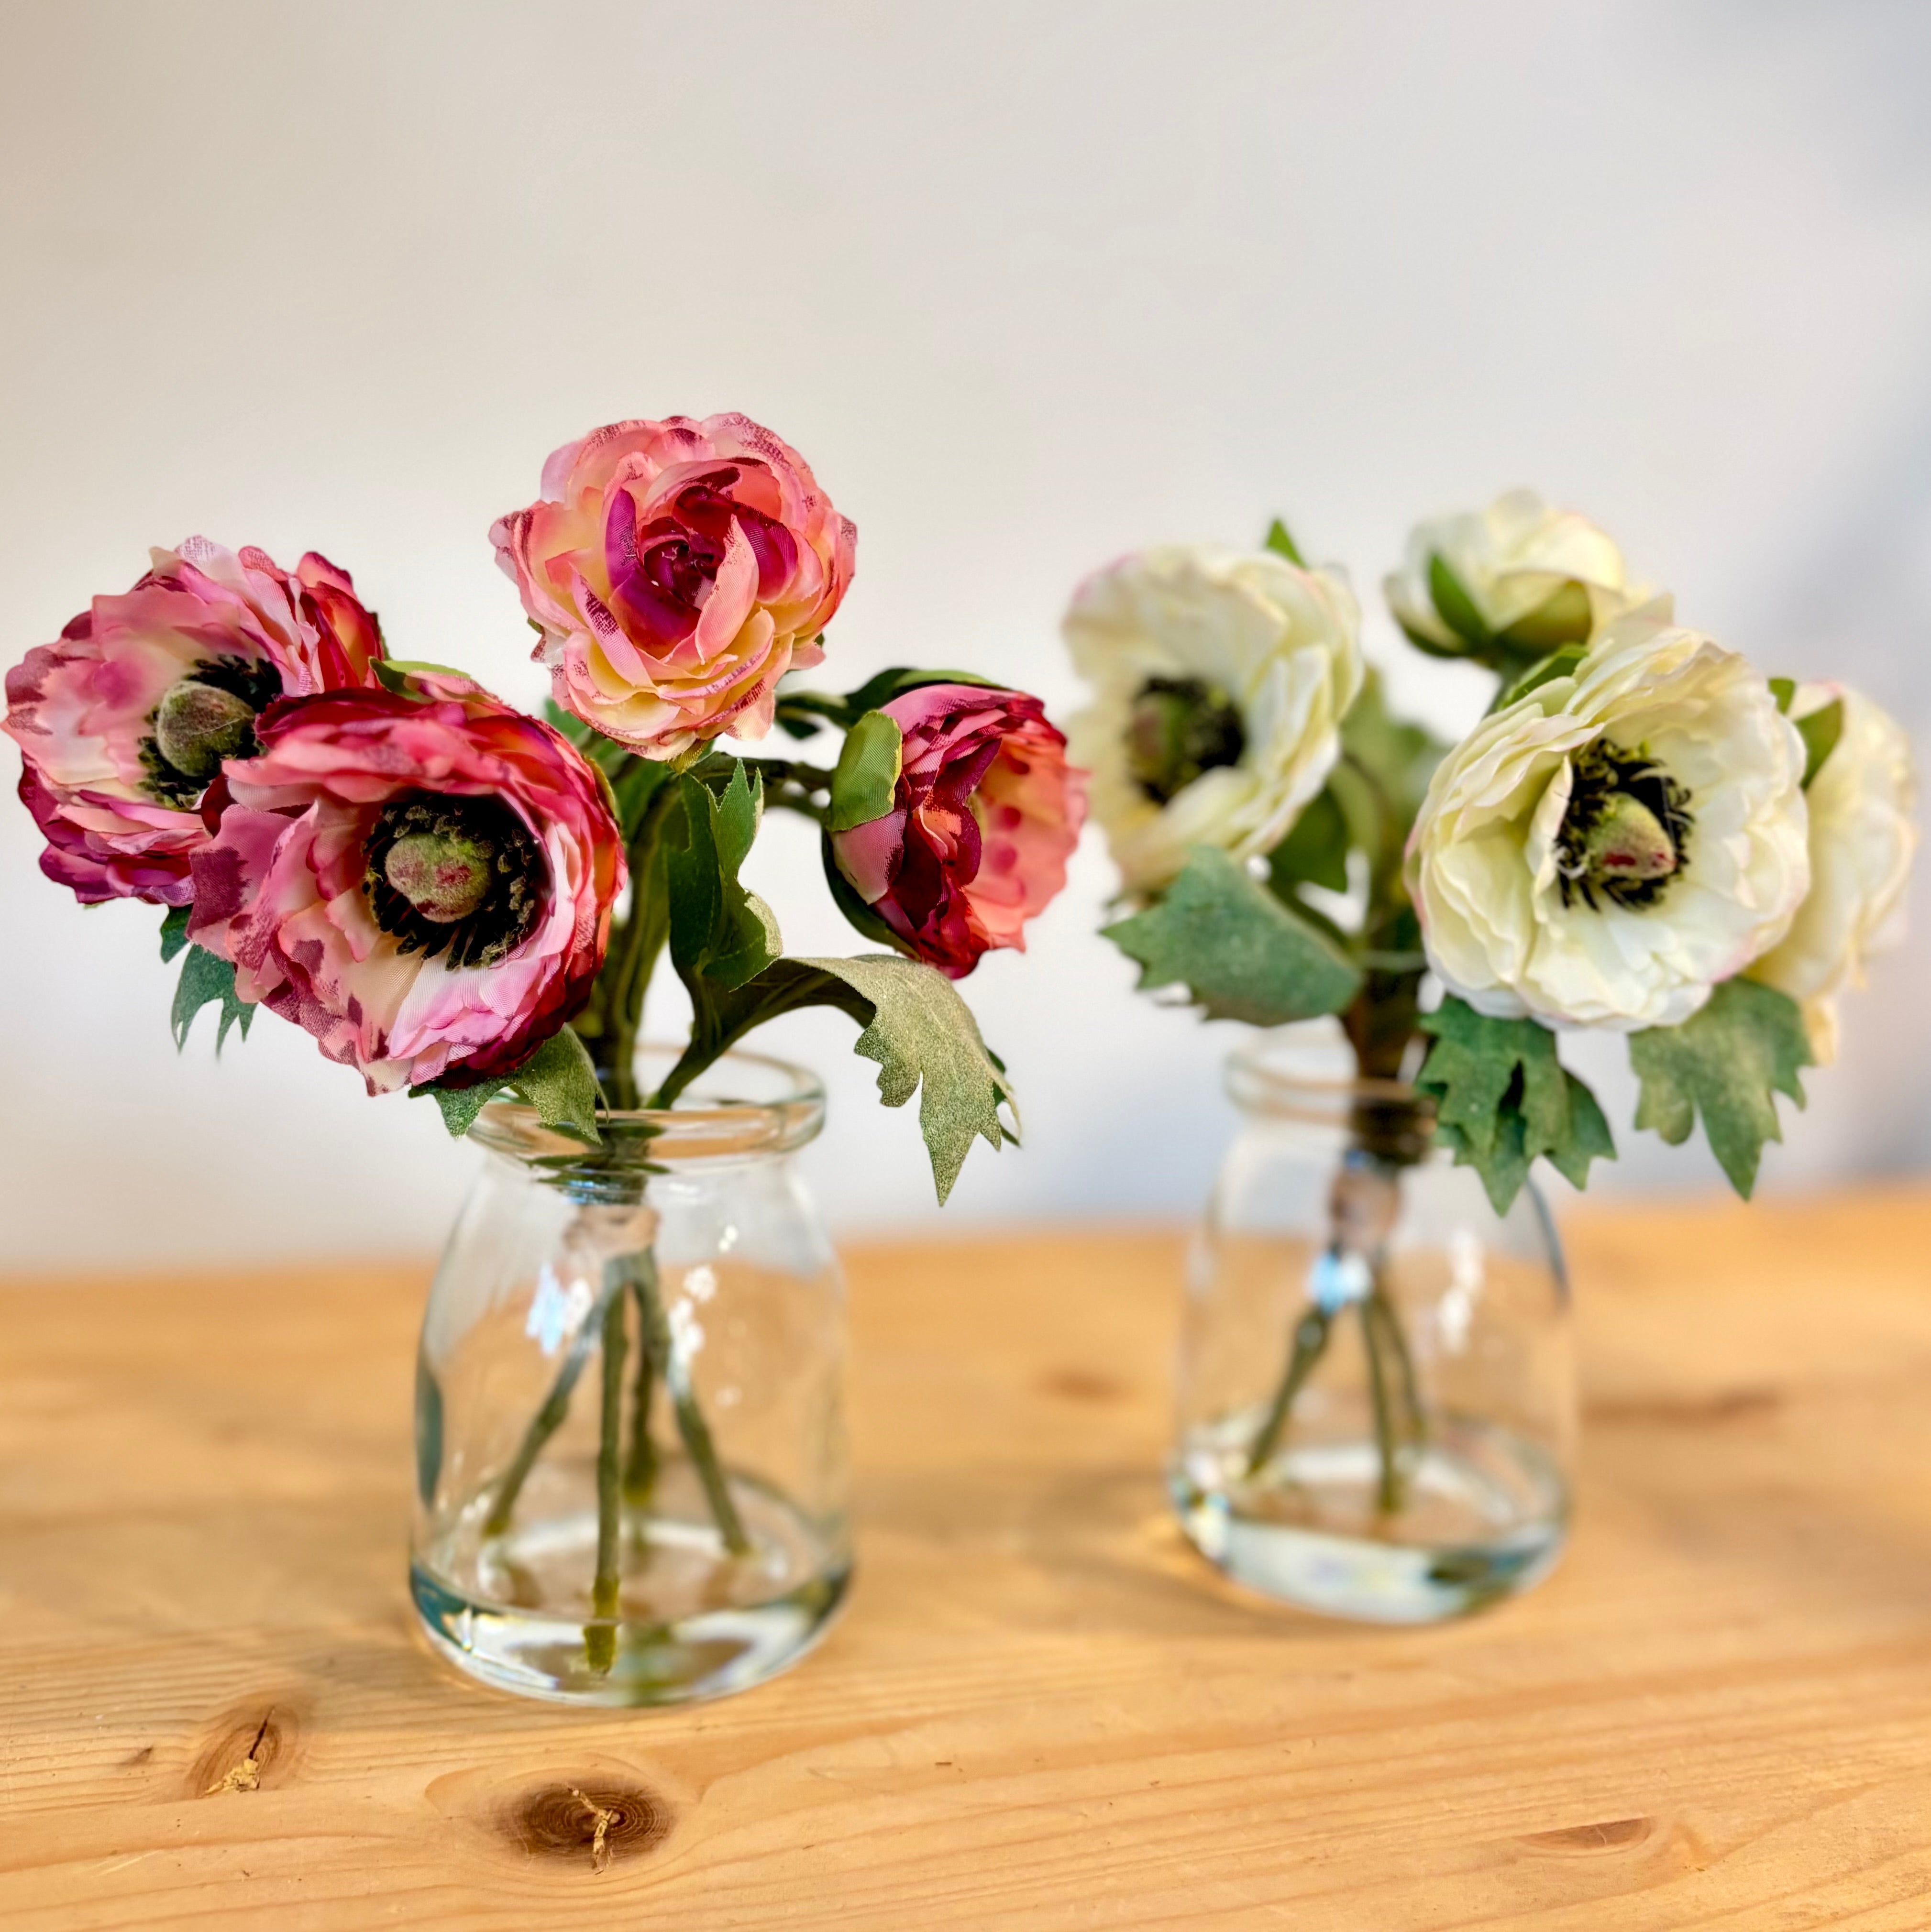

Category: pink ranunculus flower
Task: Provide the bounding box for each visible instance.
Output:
[490,414,856,760]
[831,683,1087,978]
[3,539,386,905]
[188,676,623,1094]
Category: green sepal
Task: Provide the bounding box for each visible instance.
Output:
[821,832,909,951]
[420,1024,606,1143]
[649,954,1015,1204]
[1263,517,1308,567]
[829,710,904,833]
[171,945,255,1052]
[1769,677,1796,714]
[372,659,469,698]
[1495,644,1588,713]
[1427,553,1494,650]
[837,666,1003,719]
[1416,997,1616,1213]
[1628,977,1810,1198]
[1494,580,1593,654]
[1796,698,1843,790]
[668,762,783,994]
[1267,786,1349,895]
[1394,613,1476,660]
[1103,846,1361,1027]
[159,903,191,964]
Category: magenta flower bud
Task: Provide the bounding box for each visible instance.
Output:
[830,683,1086,979]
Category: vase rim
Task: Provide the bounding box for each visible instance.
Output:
[472,1042,826,1164]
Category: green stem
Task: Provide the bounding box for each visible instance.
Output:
[622,1261,661,1504]
[603,784,682,1110]
[630,1252,752,1557]
[484,1296,603,1537]
[1245,1307,1333,1476]
[584,1270,629,1674]
[1369,1286,1427,1449]
[1360,1294,1403,1517]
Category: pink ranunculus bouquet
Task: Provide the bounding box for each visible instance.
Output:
[6,411,1082,1690]
[491,414,856,760]
[4,538,386,904]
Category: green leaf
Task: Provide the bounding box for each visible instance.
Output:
[1337,668,1450,841]
[1416,997,1616,1213]
[1267,786,1349,895]
[171,945,255,1052]
[1495,580,1593,654]
[509,1026,606,1142]
[668,763,783,994]
[1427,553,1493,649]
[1629,977,1810,1198]
[1263,517,1308,567]
[429,1080,508,1137]
[829,709,904,833]
[1394,613,1475,659]
[837,665,1003,720]
[1796,697,1843,790]
[793,953,1016,1204]
[1494,644,1588,714]
[372,658,468,698]
[1103,846,1362,1027]
[1769,677,1796,714]
[649,954,1015,1205]
[159,904,191,964]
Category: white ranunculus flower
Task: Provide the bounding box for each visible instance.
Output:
[1385,488,1649,656]
[1749,684,1917,1063]
[1405,612,1810,1031]
[1064,544,1365,895]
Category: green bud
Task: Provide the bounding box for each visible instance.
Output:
[153,678,256,783]
[384,830,496,923]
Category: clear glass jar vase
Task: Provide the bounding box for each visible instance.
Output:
[410,1046,849,1707]
[1171,1025,1575,1624]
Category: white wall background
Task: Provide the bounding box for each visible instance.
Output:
[3,0,1928,1271]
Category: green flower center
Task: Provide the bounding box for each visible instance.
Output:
[364,793,545,968]
[1126,676,1246,806]
[141,656,283,807]
[1555,740,1693,911]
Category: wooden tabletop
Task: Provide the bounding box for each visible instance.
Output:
[4,1193,1931,1929]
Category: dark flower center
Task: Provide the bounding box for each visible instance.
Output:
[1126,676,1246,806]
[1555,740,1693,911]
[364,792,546,969]
[141,656,283,807]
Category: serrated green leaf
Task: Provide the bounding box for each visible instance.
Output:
[1263,517,1308,567]
[668,763,782,993]
[1495,579,1593,653]
[171,944,255,1052]
[1104,847,1361,1026]
[1628,977,1810,1197]
[509,1026,605,1142]
[829,709,904,832]
[1796,698,1843,790]
[1495,644,1588,713]
[1427,553,1493,649]
[1267,786,1349,895]
[159,904,191,963]
[1416,997,1615,1212]
[428,1079,511,1137]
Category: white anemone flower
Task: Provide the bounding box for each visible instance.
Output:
[1749,684,1917,1063]
[1405,610,1810,1031]
[1064,544,1364,896]
[1385,488,1648,656]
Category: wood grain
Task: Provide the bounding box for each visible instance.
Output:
[4,1191,1931,1928]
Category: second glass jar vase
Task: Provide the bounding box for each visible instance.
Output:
[410,1047,849,1707]
[1172,1025,1575,1624]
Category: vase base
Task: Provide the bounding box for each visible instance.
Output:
[1171,1423,1567,1623]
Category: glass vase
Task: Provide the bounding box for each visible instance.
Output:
[410,1046,850,1707]
[1171,1024,1575,1623]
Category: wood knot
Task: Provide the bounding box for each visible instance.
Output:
[1521,1815,1656,1855]
[191,1701,298,1798]
[507,1781,671,1872]
[1037,1368,1125,1404]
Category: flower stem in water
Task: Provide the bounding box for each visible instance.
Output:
[585,1276,629,1674]
[1360,1293,1403,1516]
[1245,1306,1332,1476]
[483,1293,603,1537]
[1369,1285,1427,1449]
[622,1259,661,1505]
